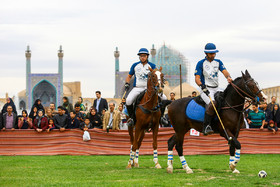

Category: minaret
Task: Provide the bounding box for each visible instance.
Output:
[150,44,156,64]
[25,45,31,108]
[58,45,63,105]
[114,47,120,98]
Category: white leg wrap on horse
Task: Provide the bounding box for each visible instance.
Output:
[135,149,139,163]
[129,151,135,165]
[229,156,235,165]
[234,149,241,164]
[167,151,173,166]
[153,150,158,164]
[180,156,193,173]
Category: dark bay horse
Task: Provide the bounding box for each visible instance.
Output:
[127,67,164,169]
[167,70,267,174]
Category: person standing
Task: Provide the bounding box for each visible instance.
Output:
[93,91,108,116]
[267,96,278,112]
[1,105,17,130]
[195,43,233,135]
[247,104,265,129]
[62,97,74,114]
[1,97,17,115]
[33,110,49,132]
[102,103,121,131]
[53,106,68,132]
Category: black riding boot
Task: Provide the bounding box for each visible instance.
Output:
[202,113,214,135]
[160,104,168,126]
[126,104,135,127]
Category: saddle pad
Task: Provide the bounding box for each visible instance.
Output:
[186,99,205,122]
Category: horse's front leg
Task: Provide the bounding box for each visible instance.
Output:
[134,129,145,168]
[229,137,241,173]
[152,122,161,169]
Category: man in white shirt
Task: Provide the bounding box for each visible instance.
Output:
[195,43,232,135]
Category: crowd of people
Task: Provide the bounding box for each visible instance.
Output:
[244,96,279,134]
[0,91,126,133]
[0,91,278,134]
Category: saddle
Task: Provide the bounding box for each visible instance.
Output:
[186,91,225,123]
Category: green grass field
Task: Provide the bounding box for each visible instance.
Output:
[0,154,279,186]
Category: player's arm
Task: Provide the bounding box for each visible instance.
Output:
[222,69,232,83]
[195,75,202,87]
[125,74,132,84]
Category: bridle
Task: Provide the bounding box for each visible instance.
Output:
[222,77,262,112]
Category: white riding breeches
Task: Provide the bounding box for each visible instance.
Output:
[126,87,167,106]
[198,86,219,105]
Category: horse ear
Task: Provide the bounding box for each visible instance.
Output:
[245,69,251,78]
[159,66,162,72]
[148,67,153,72]
[241,71,246,79]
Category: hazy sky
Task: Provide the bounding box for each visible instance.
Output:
[0,0,279,98]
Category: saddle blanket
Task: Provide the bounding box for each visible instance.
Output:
[186,99,205,122]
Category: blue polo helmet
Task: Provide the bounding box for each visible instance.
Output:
[137,48,149,55]
[204,43,219,53]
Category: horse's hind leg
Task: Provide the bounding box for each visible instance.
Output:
[167,134,177,173]
[229,137,241,174]
[175,131,193,174]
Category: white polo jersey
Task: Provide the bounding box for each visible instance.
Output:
[129,61,156,88]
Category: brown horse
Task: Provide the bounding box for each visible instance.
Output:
[126,67,164,169]
[167,70,267,174]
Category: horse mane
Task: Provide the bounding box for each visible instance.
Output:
[223,77,243,97]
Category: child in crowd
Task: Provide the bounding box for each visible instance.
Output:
[79,118,92,131]
[268,120,278,134]
[68,111,80,129]
[47,118,56,132]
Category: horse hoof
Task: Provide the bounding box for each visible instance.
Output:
[155,163,162,169]
[229,163,236,171]
[126,164,132,170]
[186,168,194,174]
[134,163,139,168]
[167,167,173,173]
[232,169,240,174]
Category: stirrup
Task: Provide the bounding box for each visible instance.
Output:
[160,116,168,126]
[127,118,134,127]
[203,125,214,135]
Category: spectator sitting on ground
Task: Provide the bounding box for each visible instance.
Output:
[33,110,49,133]
[192,91,197,97]
[170,92,176,101]
[54,106,68,132]
[1,105,17,130]
[267,96,278,112]
[49,102,58,116]
[272,104,280,127]
[29,106,38,121]
[77,97,86,114]
[80,117,92,131]
[1,97,17,115]
[18,110,33,129]
[93,91,108,116]
[47,118,55,132]
[87,108,102,129]
[74,103,85,123]
[247,104,265,129]
[67,111,80,129]
[62,96,73,114]
[103,102,121,131]
[267,120,278,134]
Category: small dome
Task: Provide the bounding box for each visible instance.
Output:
[18,90,26,97]
[172,83,198,98]
[63,85,72,96]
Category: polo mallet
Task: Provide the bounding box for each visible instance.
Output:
[208,95,232,144]
[122,90,127,100]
